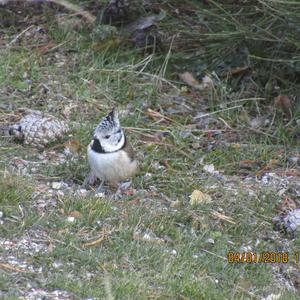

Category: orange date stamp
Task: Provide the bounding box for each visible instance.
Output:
[227,252,300,264]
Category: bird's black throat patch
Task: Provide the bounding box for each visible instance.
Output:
[91,138,105,153]
[91,136,126,154]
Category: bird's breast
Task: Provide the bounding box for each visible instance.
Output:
[87,145,138,182]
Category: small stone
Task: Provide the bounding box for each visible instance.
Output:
[206,238,215,245]
[250,117,264,129]
[67,216,75,223]
[143,233,151,241]
[203,164,215,174]
[56,190,65,197]
[77,189,88,196]
[52,261,62,269]
[95,192,105,198]
[52,182,62,190]
[277,189,286,196]
[171,249,177,256]
[178,129,192,139]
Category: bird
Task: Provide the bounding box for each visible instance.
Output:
[85,108,138,192]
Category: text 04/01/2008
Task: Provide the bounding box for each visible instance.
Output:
[227,252,299,263]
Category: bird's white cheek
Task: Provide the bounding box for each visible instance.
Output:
[103,134,125,152]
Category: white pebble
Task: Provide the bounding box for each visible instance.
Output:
[67,216,75,223]
[52,182,62,189]
[171,249,177,256]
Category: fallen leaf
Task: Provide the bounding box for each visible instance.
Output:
[227,66,250,76]
[180,72,200,88]
[274,95,292,110]
[69,210,82,219]
[64,140,81,154]
[180,72,213,91]
[190,190,212,206]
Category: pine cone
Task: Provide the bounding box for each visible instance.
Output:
[274,208,300,237]
[8,111,69,148]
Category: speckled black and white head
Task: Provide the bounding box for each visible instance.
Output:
[91,109,125,153]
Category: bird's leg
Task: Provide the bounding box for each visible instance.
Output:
[95,180,105,194]
[118,180,132,191]
[82,170,97,188]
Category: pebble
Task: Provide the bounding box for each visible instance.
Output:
[51,182,62,190]
[95,192,105,198]
[206,238,215,245]
[66,216,75,223]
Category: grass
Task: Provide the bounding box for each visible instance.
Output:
[0,171,292,299]
[0,1,300,299]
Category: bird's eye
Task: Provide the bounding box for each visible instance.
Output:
[104,135,110,139]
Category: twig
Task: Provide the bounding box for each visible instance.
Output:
[83,236,106,247]
[41,41,68,54]
[211,211,236,225]
[193,105,243,120]
[247,126,278,139]
[199,248,227,261]
[218,117,233,130]
[7,25,34,47]
[0,263,26,273]
[83,228,115,248]
[146,108,183,127]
